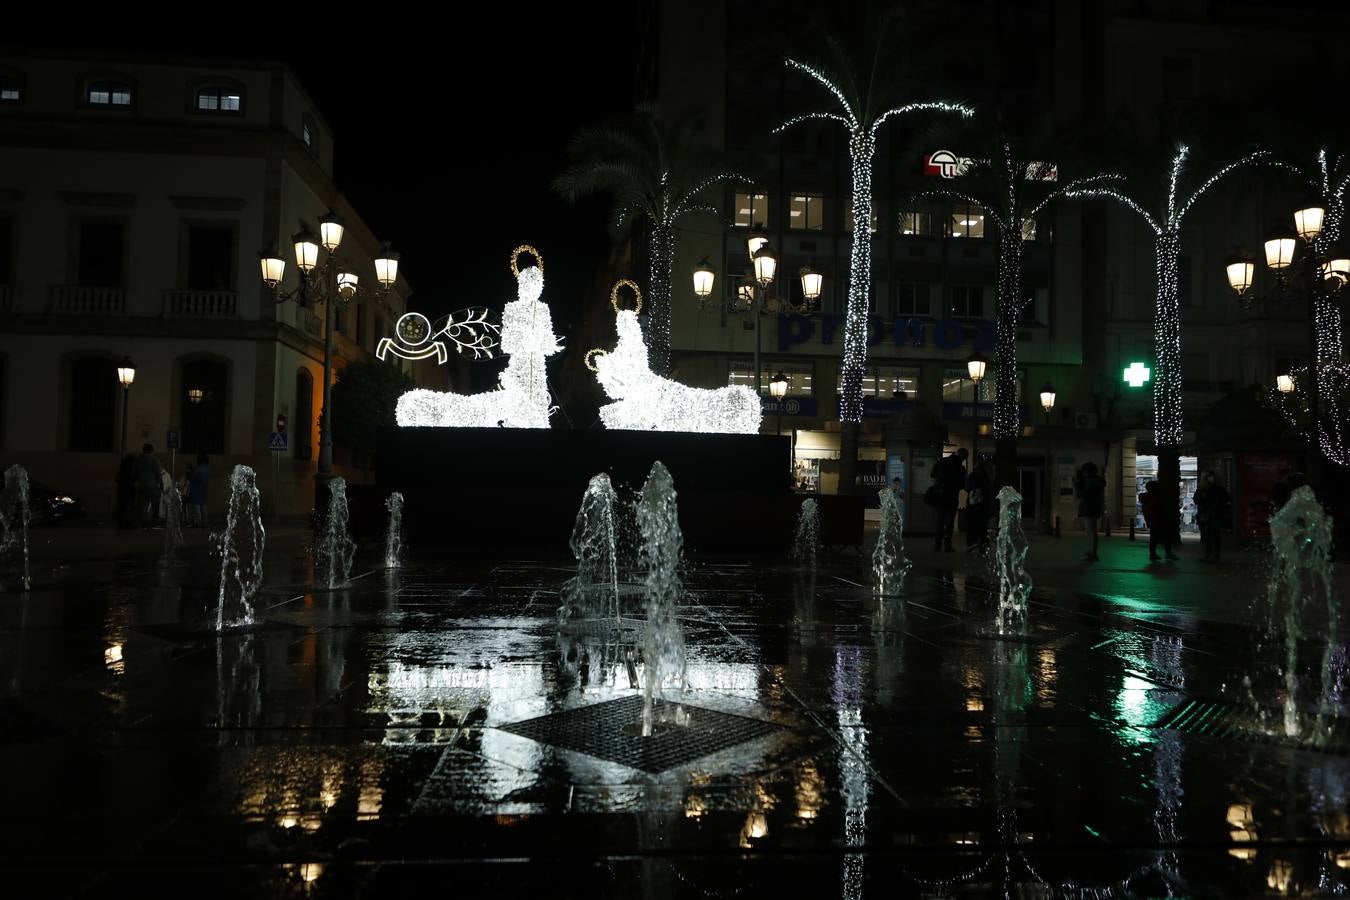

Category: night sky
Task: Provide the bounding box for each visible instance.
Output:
[11,5,643,349]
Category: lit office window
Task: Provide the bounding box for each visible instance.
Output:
[950,203,985,238]
[898,204,933,236]
[730,361,814,396]
[87,80,132,106]
[943,367,1018,403]
[848,366,920,399]
[1021,217,1037,241]
[196,87,242,112]
[788,193,824,231]
[734,191,769,228]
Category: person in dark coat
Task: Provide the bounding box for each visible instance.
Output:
[931,447,968,552]
[1139,480,1176,561]
[1193,470,1231,562]
[135,443,162,528]
[1074,461,1107,562]
[964,457,993,552]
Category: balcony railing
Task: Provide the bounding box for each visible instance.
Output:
[50,285,126,315]
[162,289,238,318]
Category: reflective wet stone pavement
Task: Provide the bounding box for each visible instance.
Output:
[1,534,1348,898]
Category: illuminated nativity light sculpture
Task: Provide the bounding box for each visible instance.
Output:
[377,308,501,364]
[587,280,761,434]
[395,245,562,428]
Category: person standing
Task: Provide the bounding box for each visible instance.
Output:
[1074,462,1107,562]
[1194,470,1230,563]
[930,447,968,552]
[1139,480,1177,561]
[964,457,993,552]
[135,444,162,528]
[189,452,210,528]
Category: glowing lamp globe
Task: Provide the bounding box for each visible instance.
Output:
[1263,224,1296,271]
[374,246,400,288]
[292,229,320,274]
[1325,248,1350,285]
[116,357,136,387]
[1224,249,1255,295]
[752,245,777,286]
[769,371,789,400]
[337,270,359,299]
[799,268,823,302]
[747,233,768,263]
[693,259,715,298]
[1293,203,1324,242]
[1039,383,1056,412]
[259,251,285,289]
[1276,373,1295,393]
[966,353,988,384]
[318,210,345,252]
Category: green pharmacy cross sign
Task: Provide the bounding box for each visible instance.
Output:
[1123,362,1151,388]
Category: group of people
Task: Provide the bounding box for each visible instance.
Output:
[921,447,1240,565]
[923,446,997,553]
[116,446,210,529]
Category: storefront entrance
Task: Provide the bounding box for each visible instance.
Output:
[1134,454,1199,534]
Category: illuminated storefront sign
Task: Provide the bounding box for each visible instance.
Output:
[923,149,1058,182]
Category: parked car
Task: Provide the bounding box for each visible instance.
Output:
[24,481,85,524]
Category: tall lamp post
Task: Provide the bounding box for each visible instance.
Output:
[769,370,789,434]
[966,352,989,460]
[260,209,399,519]
[1040,382,1056,532]
[116,357,136,455]
[1225,203,1349,461]
[692,247,822,404]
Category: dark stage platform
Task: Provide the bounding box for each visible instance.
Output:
[372,427,860,553]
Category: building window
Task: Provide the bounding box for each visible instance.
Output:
[186,224,235,290]
[950,203,985,238]
[892,282,930,319]
[898,204,933,237]
[1021,218,1037,241]
[733,190,768,228]
[950,284,983,318]
[294,368,314,461]
[0,71,22,103]
[303,122,313,146]
[195,86,242,112]
[788,192,824,231]
[86,79,133,107]
[844,200,878,233]
[77,221,125,288]
[68,357,117,452]
[943,367,1013,404]
[850,366,920,399]
[729,361,814,396]
[182,360,228,454]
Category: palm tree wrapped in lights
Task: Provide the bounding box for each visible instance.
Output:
[919,137,1121,483]
[555,104,748,375]
[1067,144,1269,531]
[776,24,971,491]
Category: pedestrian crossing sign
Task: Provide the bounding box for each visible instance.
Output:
[268,431,288,451]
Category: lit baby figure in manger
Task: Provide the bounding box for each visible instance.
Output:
[587,279,761,434]
[395,245,562,428]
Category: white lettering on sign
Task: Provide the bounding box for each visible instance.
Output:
[924,150,1058,182]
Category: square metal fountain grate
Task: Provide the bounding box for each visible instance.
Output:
[500,695,785,773]
[1151,699,1350,756]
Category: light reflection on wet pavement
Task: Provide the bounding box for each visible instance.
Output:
[0,546,1347,898]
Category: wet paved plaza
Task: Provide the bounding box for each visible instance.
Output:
[1,534,1348,898]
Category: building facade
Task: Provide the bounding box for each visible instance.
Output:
[644,0,1346,537]
[0,54,448,518]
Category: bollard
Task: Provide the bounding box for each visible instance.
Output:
[1128,518,1136,541]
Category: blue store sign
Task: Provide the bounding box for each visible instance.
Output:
[778,313,997,354]
[761,396,818,417]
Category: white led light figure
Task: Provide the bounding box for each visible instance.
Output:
[588,280,761,434]
[395,245,561,428]
[377,312,448,364]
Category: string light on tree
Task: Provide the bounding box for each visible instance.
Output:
[776,48,971,493]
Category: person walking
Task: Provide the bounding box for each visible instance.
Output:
[1139,480,1177,561]
[1193,470,1230,563]
[189,452,210,529]
[1074,462,1107,562]
[135,444,162,528]
[964,457,993,552]
[929,447,967,552]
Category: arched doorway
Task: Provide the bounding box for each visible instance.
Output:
[294,367,314,461]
